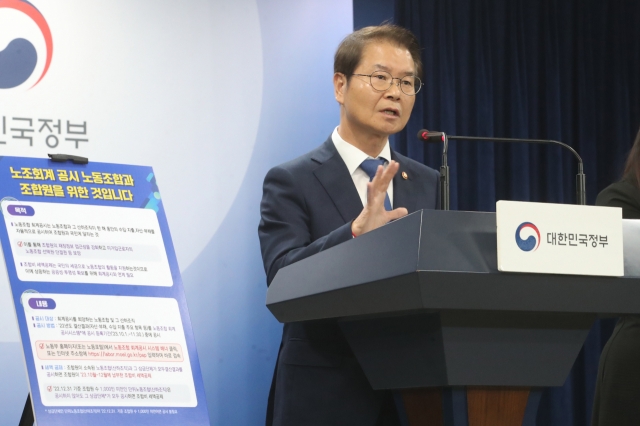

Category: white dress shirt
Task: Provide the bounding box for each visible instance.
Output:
[331,127,393,208]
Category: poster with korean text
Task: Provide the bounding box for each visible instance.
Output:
[0,156,210,426]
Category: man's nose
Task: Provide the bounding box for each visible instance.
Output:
[385,80,402,98]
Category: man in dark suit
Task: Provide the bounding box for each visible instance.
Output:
[259,24,439,426]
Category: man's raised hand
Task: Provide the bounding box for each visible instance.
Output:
[351,160,408,237]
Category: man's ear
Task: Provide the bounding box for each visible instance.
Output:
[334,72,347,105]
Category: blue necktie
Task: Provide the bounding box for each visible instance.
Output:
[360,158,392,211]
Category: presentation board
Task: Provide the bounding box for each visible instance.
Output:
[0,156,209,425]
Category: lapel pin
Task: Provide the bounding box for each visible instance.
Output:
[401,171,408,180]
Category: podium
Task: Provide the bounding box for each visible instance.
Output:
[266,209,640,425]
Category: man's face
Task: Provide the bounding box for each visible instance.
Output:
[335,41,417,139]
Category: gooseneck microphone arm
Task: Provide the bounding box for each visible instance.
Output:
[440,134,450,210]
[417,130,587,207]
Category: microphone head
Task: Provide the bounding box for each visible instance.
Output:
[417,129,444,142]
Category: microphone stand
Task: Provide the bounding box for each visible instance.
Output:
[440,134,450,211]
[421,132,587,208]
[440,133,449,210]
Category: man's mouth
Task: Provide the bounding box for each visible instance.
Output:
[382,109,398,116]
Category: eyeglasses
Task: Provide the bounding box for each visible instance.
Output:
[352,70,422,96]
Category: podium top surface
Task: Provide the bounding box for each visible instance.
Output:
[267,209,640,322]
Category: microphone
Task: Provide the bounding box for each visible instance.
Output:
[417,129,445,142]
[416,129,587,209]
[417,130,451,210]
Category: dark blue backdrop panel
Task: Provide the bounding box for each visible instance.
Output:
[353,0,394,29]
[394,0,640,209]
[352,0,640,424]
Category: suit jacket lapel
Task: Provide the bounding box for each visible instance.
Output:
[391,150,418,214]
[312,138,363,222]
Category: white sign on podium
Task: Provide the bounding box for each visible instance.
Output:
[496,200,623,277]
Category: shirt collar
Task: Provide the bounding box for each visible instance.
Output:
[331,127,391,175]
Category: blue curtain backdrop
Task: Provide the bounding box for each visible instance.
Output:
[390,0,640,424]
